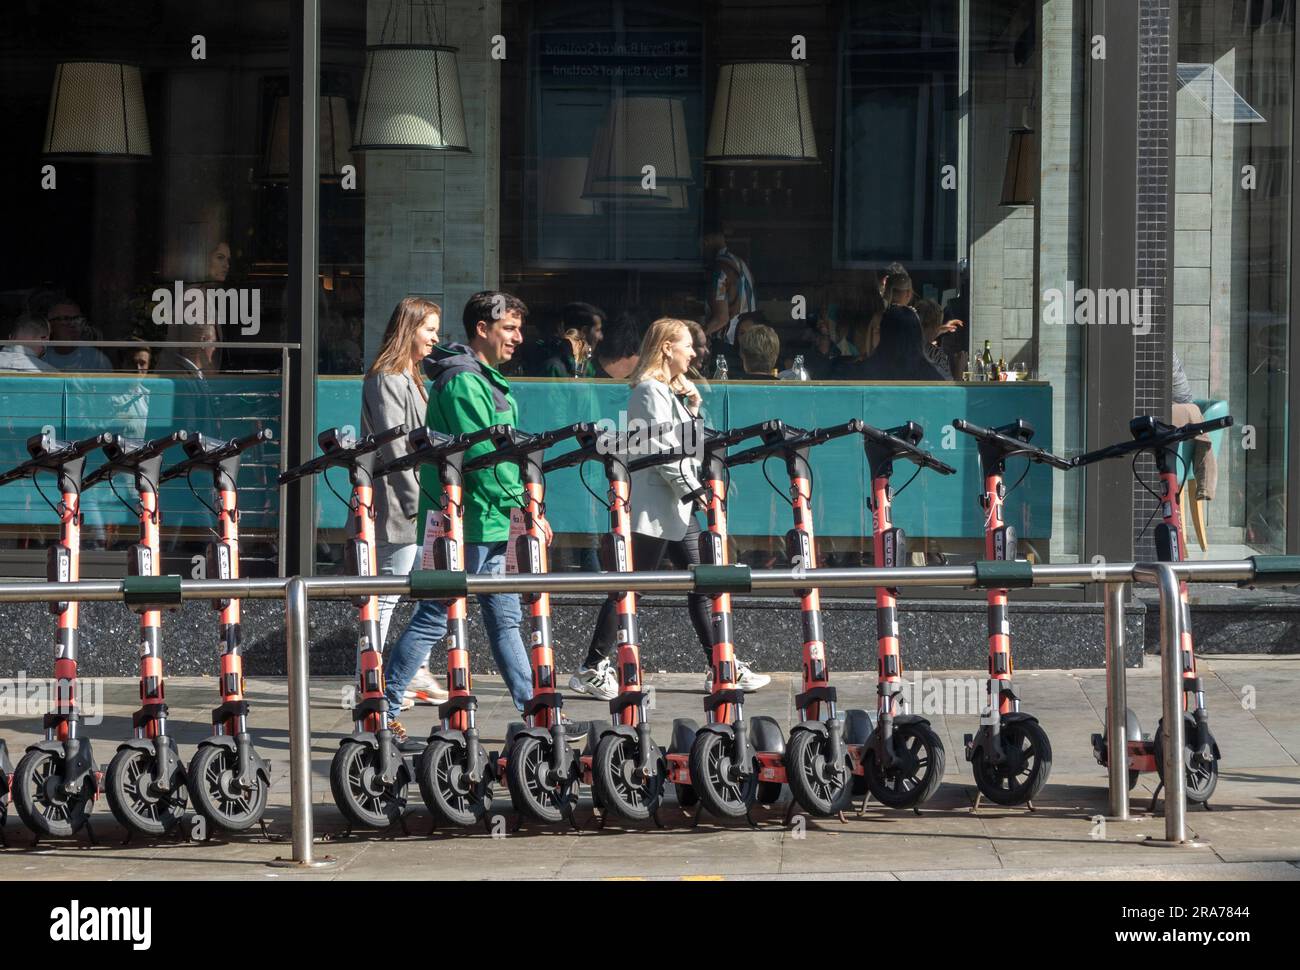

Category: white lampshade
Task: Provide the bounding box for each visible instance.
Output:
[588,96,692,185]
[265,95,354,180]
[705,62,818,166]
[42,61,151,159]
[581,123,677,206]
[352,45,469,152]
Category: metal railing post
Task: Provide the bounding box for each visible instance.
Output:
[1155,562,1188,843]
[269,575,334,867]
[1103,580,1129,820]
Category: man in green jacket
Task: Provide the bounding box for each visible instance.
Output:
[383,291,583,743]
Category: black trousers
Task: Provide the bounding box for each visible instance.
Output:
[584,515,714,668]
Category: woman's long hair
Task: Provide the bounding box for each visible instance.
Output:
[368,296,440,397]
[627,317,696,397]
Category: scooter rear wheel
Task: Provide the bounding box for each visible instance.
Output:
[687,731,758,820]
[592,733,663,822]
[864,722,946,810]
[786,729,856,817]
[329,740,409,829]
[187,743,269,833]
[970,719,1052,806]
[106,746,188,836]
[505,735,577,824]
[417,738,493,827]
[12,748,94,838]
[1154,717,1218,805]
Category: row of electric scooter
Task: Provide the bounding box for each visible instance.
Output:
[0,411,1230,842]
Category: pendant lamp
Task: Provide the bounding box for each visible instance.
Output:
[352,0,469,152]
[705,62,817,166]
[264,95,353,181]
[42,61,151,159]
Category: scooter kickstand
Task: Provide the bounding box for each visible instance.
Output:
[1148,783,1163,817]
[651,808,665,830]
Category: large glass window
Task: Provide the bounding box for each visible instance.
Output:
[0,2,290,577]
[1174,0,1291,556]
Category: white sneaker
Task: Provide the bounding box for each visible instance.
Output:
[568,659,618,701]
[705,658,771,693]
[404,665,449,705]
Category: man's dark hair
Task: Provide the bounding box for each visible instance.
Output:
[561,302,604,334]
[462,290,528,341]
[599,311,642,360]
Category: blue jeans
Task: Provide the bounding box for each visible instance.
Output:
[384,542,533,713]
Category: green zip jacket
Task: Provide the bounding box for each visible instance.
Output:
[417,342,521,544]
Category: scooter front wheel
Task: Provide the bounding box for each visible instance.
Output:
[592,733,663,822]
[1154,718,1218,805]
[505,735,577,824]
[687,731,758,820]
[786,729,856,817]
[970,719,1052,806]
[187,744,269,833]
[106,746,188,836]
[12,749,94,838]
[864,722,946,810]
[417,738,493,827]
[329,741,409,829]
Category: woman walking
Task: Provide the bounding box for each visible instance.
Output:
[361,295,448,706]
[569,317,770,699]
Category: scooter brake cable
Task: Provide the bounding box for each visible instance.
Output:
[182,467,224,542]
[577,459,610,511]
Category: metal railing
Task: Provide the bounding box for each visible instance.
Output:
[1,556,1295,864]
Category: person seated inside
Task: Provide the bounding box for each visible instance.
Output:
[863,306,949,381]
[829,286,886,380]
[29,291,112,371]
[590,310,641,379]
[878,261,907,298]
[528,301,605,378]
[884,270,914,308]
[0,315,56,372]
[733,323,781,380]
[915,298,962,380]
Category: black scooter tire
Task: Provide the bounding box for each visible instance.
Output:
[591,732,662,822]
[1154,717,1219,805]
[786,729,855,817]
[970,719,1052,806]
[863,721,945,810]
[505,734,576,824]
[687,730,757,819]
[187,744,269,833]
[106,745,188,837]
[417,738,493,827]
[12,748,94,838]
[329,740,408,829]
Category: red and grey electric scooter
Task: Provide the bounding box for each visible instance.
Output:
[464,422,592,824]
[374,425,498,829]
[850,421,955,809]
[952,418,1072,806]
[540,424,695,824]
[84,431,192,837]
[1072,414,1233,805]
[160,428,274,833]
[279,423,410,831]
[717,419,867,820]
[660,421,781,822]
[1,431,113,839]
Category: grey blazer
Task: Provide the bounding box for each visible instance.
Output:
[628,379,703,541]
[361,370,427,544]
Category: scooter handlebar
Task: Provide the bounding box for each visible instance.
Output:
[1072,415,1234,467]
[278,423,407,485]
[160,427,273,482]
[860,422,956,475]
[952,417,1071,470]
[374,427,471,478]
[464,422,594,473]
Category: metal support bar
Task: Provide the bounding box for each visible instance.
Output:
[1135,561,1189,844]
[1103,580,1128,820]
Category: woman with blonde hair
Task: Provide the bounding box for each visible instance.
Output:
[361,295,447,708]
[568,318,770,700]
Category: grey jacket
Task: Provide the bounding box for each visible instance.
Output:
[628,379,703,541]
[361,369,427,544]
